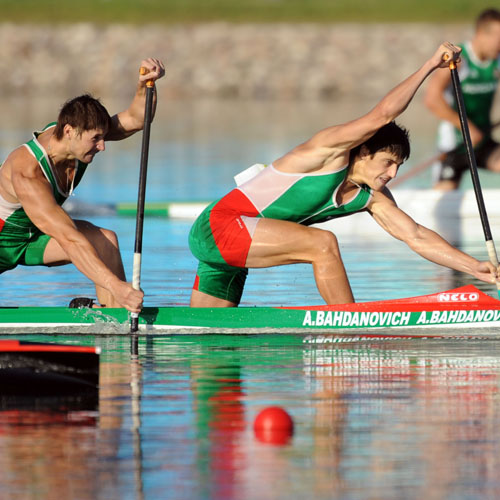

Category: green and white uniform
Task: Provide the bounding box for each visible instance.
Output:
[435,41,500,182]
[0,123,87,272]
[189,163,372,303]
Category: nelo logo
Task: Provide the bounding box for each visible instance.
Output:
[438,292,479,302]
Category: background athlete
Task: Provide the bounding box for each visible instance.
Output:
[0,58,165,312]
[189,42,500,307]
[425,8,500,190]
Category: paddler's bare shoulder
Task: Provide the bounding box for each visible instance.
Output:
[3,145,40,178]
[273,141,350,174]
[0,146,46,200]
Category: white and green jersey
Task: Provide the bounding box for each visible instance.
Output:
[437,41,500,152]
[236,163,373,226]
[0,123,87,237]
[189,162,373,270]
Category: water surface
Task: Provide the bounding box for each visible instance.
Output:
[2,335,500,500]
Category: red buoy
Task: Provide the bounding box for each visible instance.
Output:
[253,406,294,445]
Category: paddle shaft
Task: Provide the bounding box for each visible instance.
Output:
[448,60,500,295]
[131,72,155,332]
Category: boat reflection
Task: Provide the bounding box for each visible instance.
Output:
[303,339,500,498]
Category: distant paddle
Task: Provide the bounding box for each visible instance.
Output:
[447,56,500,298]
[131,67,155,333]
[390,151,445,188]
[391,120,500,189]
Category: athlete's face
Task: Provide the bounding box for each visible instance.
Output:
[477,21,500,60]
[69,128,106,164]
[364,151,402,191]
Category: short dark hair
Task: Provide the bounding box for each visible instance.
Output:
[476,8,500,31]
[349,121,410,164]
[54,94,111,140]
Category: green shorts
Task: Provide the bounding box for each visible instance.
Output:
[189,199,250,304]
[0,226,51,273]
[193,260,248,305]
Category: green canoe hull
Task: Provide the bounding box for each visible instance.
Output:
[1,284,500,337]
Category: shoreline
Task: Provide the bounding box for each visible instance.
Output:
[0,22,470,100]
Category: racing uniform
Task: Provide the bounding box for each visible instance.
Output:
[0,123,87,272]
[189,163,372,303]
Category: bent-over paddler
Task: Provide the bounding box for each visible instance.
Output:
[189,42,500,307]
[0,58,165,312]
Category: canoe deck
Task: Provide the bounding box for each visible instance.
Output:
[1,285,500,337]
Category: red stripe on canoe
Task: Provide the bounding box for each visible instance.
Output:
[284,285,500,312]
[0,341,99,354]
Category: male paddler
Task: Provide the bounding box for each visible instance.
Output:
[189,42,500,307]
[0,58,165,312]
[425,8,500,190]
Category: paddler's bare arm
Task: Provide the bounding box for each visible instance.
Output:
[106,57,165,141]
[10,149,143,312]
[274,42,462,174]
[368,189,499,284]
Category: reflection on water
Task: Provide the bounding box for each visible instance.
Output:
[304,340,500,499]
[2,335,500,499]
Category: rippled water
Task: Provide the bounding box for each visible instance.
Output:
[3,335,500,500]
[2,96,500,499]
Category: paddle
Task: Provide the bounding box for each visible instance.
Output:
[447,57,500,299]
[131,68,155,333]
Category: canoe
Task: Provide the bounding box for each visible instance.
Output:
[0,341,100,416]
[0,285,500,338]
[0,340,100,393]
